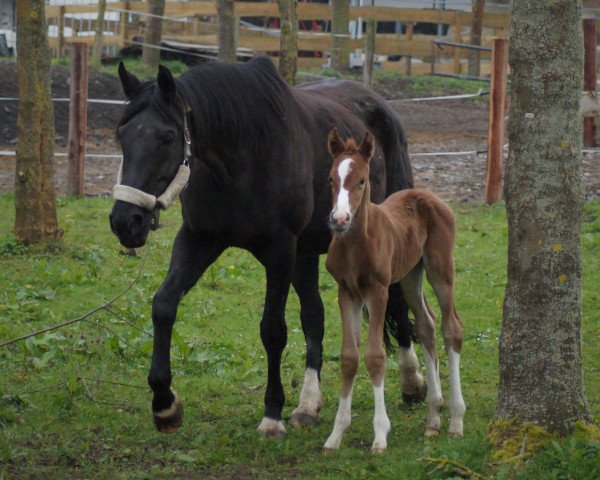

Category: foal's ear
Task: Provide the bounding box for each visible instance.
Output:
[358,131,375,163]
[118,61,141,99]
[157,65,177,104]
[328,128,346,158]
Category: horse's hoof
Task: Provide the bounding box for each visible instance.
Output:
[424,427,440,437]
[322,447,337,455]
[402,381,428,404]
[153,390,183,434]
[290,411,319,428]
[449,419,464,438]
[372,446,387,454]
[257,417,286,438]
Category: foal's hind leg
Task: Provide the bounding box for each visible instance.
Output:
[290,255,324,427]
[400,266,444,437]
[424,253,465,437]
[149,227,226,433]
[324,287,362,451]
[387,283,427,404]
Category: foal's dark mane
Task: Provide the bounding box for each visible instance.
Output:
[119,57,293,149]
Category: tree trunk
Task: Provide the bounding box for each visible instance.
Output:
[91,0,107,69]
[277,0,298,85]
[141,0,165,70]
[14,0,61,244]
[363,18,376,87]
[331,0,350,71]
[493,0,591,442]
[217,0,237,64]
[468,0,485,77]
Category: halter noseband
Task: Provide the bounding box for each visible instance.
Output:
[112,109,192,212]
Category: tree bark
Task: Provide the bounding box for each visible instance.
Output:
[331,0,350,71]
[14,0,61,244]
[277,0,298,85]
[494,0,591,437]
[91,0,107,69]
[363,18,376,87]
[141,0,165,70]
[217,0,237,64]
[468,0,485,77]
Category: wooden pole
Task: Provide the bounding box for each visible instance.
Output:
[363,18,376,87]
[405,22,413,76]
[67,43,88,198]
[453,15,462,75]
[583,18,596,147]
[57,6,65,58]
[485,38,508,205]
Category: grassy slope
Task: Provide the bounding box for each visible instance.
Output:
[0,195,598,479]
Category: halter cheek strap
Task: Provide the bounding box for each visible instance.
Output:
[112,109,192,212]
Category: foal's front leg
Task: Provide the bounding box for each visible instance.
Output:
[364,284,391,453]
[324,286,362,451]
[149,227,225,433]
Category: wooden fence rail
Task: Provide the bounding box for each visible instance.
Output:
[45,1,511,74]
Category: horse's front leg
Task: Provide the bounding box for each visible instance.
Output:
[149,227,225,433]
[290,254,324,427]
[364,284,391,453]
[253,234,297,438]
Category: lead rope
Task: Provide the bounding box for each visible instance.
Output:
[113,110,192,213]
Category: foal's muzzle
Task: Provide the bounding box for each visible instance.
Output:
[328,212,351,234]
[109,201,153,248]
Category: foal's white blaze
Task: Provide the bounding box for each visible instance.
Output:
[447,349,466,437]
[372,383,391,452]
[324,388,353,450]
[294,368,322,416]
[332,158,354,223]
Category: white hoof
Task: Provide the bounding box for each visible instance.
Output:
[257,417,286,438]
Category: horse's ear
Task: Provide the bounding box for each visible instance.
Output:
[157,65,177,104]
[118,61,141,99]
[359,130,375,163]
[328,128,345,158]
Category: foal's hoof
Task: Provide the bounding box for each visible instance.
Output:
[372,446,387,455]
[424,427,440,438]
[290,411,319,428]
[402,381,428,404]
[257,417,286,438]
[153,390,184,434]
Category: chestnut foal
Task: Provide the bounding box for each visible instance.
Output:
[323,129,465,453]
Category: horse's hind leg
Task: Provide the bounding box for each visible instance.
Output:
[387,283,427,404]
[400,265,444,437]
[149,227,226,434]
[324,287,362,451]
[290,254,324,427]
[424,252,465,437]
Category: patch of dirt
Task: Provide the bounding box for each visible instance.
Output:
[1,61,599,202]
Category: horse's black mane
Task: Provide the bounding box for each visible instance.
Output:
[120,57,294,149]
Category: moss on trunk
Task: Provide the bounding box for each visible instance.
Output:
[14,0,61,244]
[494,0,592,443]
[277,0,298,85]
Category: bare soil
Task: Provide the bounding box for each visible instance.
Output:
[1,61,599,202]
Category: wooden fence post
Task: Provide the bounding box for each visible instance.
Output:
[363,18,376,87]
[67,43,89,198]
[405,22,413,76]
[57,6,65,57]
[485,38,508,205]
[583,18,596,147]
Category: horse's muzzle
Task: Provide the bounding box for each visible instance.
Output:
[328,213,351,234]
[109,201,153,248]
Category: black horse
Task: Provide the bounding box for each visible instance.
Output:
[109,57,422,437]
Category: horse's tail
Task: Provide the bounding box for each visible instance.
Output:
[364,99,416,354]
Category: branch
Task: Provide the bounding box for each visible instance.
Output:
[417,457,491,480]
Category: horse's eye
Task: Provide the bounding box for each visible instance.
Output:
[359,178,366,187]
[160,131,176,145]
[328,176,333,184]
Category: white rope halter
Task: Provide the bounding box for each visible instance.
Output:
[112,110,192,211]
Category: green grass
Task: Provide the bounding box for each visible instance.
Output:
[0,195,599,479]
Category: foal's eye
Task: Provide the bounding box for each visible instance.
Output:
[359,178,366,187]
[160,131,176,145]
